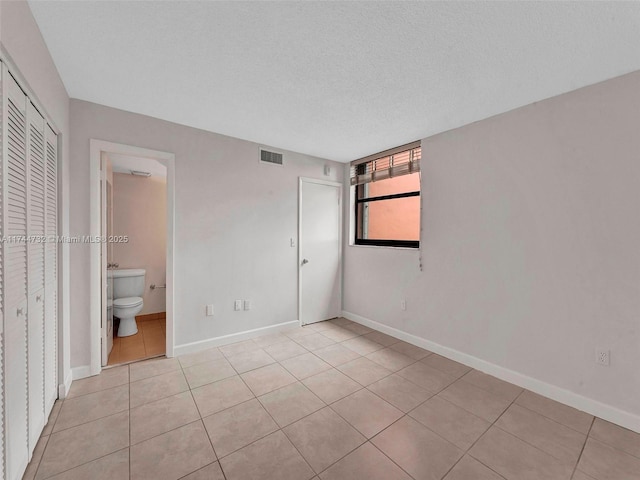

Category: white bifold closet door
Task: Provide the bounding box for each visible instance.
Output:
[44,124,58,414]
[2,62,59,480]
[27,100,47,449]
[4,64,30,480]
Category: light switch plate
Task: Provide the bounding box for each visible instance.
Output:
[206,304,214,316]
[244,300,252,311]
[234,300,242,311]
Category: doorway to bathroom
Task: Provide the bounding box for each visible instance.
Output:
[89,140,175,375]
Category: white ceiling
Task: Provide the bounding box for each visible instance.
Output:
[29,1,640,162]
[108,153,167,178]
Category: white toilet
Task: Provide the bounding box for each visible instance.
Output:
[112,268,146,337]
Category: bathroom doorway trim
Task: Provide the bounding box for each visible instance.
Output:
[89,140,176,376]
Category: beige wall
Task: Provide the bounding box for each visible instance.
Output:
[112,173,167,314]
[344,71,640,431]
[70,99,343,367]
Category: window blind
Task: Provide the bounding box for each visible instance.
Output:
[350,141,421,186]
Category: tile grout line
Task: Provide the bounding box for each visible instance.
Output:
[439,384,526,480]
[570,416,596,480]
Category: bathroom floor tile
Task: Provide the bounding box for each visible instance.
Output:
[36,411,129,480]
[258,382,325,427]
[183,358,237,389]
[202,398,278,458]
[192,375,255,418]
[130,391,200,444]
[131,421,216,480]
[367,373,433,413]
[219,430,314,480]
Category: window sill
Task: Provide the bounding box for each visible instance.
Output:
[348,243,419,251]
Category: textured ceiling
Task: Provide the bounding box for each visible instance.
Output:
[29,1,640,162]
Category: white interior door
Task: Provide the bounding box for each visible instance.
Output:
[299,178,342,325]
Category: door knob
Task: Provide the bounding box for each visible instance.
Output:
[301,259,309,265]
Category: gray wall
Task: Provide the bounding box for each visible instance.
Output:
[70,99,343,367]
[344,71,640,427]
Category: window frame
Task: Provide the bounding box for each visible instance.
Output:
[354,179,420,249]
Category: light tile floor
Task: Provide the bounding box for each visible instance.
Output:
[24,318,640,480]
[108,315,166,365]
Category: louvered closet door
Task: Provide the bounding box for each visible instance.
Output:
[4,66,30,480]
[0,62,5,480]
[44,124,57,412]
[27,101,47,449]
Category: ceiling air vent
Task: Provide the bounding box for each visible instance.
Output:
[260,148,284,166]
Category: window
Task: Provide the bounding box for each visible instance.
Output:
[351,142,421,248]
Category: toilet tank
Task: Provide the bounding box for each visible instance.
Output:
[112,268,146,298]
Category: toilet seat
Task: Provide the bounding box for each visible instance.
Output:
[113,296,143,308]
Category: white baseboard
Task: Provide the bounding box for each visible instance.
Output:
[173,320,300,357]
[71,365,93,382]
[342,310,640,434]
[58,370,73,398]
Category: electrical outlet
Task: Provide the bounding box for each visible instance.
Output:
[206,304,214,316]
[400,299,407,311]
[595,348,610,366]
[234,300,242,311]
[244,300,252,311]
